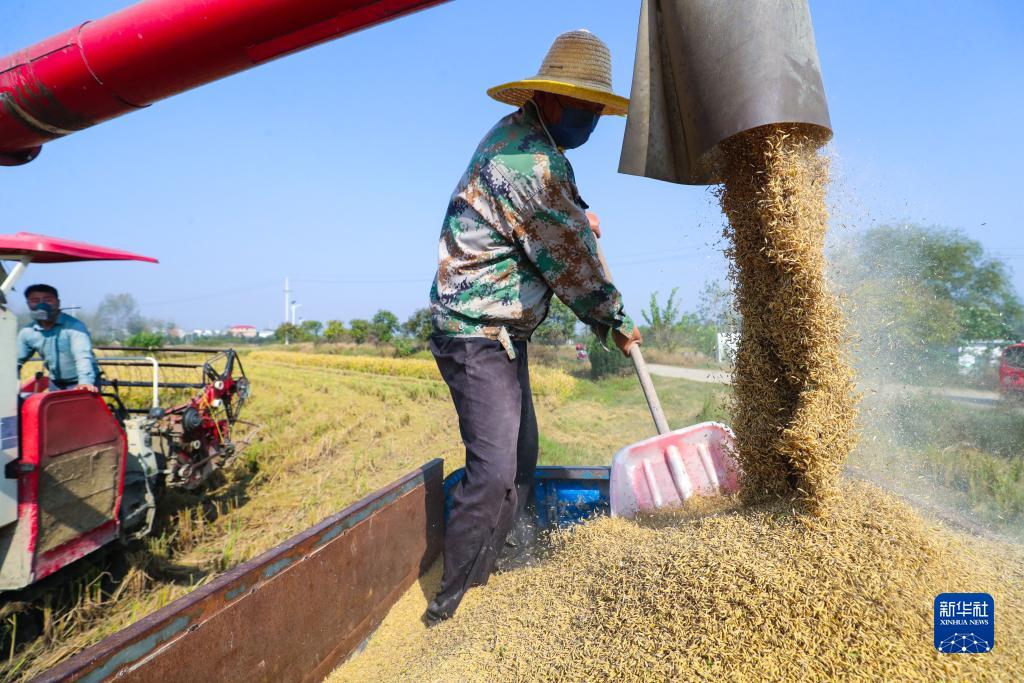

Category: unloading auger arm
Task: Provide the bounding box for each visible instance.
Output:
[2,0,829,172]
[0,0,450,166]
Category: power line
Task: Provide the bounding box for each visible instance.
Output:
[291,277,429,284]
[605,244,721,260]
[610,253,714,267]
[140,281,278,307]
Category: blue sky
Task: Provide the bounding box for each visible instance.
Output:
[1,1,1022,330]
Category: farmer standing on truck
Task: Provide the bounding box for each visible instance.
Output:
[427,30,641,623]
[17,284,101,391]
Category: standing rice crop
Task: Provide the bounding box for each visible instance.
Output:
[718,124,859,514]
[250,351,577,402]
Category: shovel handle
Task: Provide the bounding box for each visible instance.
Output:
[596,244,671,436]
[629,344,671,435]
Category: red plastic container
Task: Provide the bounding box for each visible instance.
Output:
[609,422,739,518]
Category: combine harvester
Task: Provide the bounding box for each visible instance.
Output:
[0,233,251,597]
[1,1,831,679]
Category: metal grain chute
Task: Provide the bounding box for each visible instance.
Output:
[619,0,832,185]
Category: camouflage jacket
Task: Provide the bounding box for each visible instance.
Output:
[430,103,635,341]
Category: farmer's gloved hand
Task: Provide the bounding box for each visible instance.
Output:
[586,211,601,239]
[612,328,642,357]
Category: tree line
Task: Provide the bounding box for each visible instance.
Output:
[37,292,178,348]
[626,224,1024,361]
[273,308,428,351]
[272,284,736,358]
[833,224,1024,379]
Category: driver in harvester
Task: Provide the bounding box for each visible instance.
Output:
[17,284,100,391]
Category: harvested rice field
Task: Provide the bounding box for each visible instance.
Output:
[331,481,1023,682]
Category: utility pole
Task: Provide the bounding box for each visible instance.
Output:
[283,277,292,345]
[283,277,290,324]
[291,302,302,325]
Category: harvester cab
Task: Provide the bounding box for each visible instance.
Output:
[0,233,250,593]
[0,232,156,591]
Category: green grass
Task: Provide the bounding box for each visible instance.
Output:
[537,374,730,467]
[884,393,1024,458]
[918,446,1024,519]
[850,393,1024,536]
[640,347,726,370]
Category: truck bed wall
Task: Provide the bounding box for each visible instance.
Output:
[40,459,444,683]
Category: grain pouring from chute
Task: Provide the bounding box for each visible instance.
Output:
[619,0,857,513]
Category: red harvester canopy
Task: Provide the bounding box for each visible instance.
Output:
[0,232,158,264]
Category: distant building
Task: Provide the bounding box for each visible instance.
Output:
[228,324,258,339]
[167,327,187,340]
[258,329,275,339]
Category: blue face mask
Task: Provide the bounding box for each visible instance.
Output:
[30,302,56,322]
[547,105,601,149]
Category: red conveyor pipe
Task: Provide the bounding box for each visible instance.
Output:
[0,0,449,165]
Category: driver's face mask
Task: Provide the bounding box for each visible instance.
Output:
[30,301,57,322]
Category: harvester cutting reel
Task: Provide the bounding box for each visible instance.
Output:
[101,348,251,541]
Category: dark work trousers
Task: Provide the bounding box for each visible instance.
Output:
[427,334,538,620]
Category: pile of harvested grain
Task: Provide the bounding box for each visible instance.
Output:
[331,481,1022,682]
[719,124,859,514]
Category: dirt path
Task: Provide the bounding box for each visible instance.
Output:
[646,363,733,385]
[646,363,1007,409]
[884,383,1002,408]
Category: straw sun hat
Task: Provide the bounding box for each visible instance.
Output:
[487,30,629,117]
